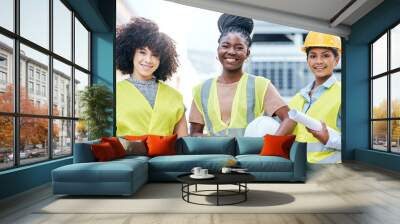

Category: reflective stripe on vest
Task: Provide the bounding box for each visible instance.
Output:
[307,143,341,163]
[197,73,267,137]
[200,79,214,134]
[116,80,184,136]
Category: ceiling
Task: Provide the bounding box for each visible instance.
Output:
[166,0,384,38]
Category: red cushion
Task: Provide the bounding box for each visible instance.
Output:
[101,137,126,158]
[91,142,117,161]
[146,134,177,157]
[259,134,296,159]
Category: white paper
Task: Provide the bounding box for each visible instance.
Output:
[288,109,340,137]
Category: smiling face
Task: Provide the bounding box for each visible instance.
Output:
[132,47,160,80]
[217,32,249,73]
[307,47,339,79]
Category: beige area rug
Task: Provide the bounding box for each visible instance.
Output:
[37,183,362,214]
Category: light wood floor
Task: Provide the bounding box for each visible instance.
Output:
[1,162,400,224]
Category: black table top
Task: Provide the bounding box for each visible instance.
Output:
[177,172,255,185]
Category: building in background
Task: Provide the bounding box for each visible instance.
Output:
[0,41,77,157]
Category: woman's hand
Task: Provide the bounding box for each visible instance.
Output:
[306,121,329,144]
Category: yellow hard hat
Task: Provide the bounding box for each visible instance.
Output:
[302,31,341,53]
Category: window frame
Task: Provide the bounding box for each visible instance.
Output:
[370,20,400,154]
[0,0,92,171]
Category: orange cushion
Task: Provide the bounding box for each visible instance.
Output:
[91,142,117,161]
[146,134,177,157]
[101,137,126,158]
[259,134,296,159]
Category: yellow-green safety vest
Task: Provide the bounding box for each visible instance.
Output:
[289,81,341,163]
[193,73,269,136]
[116,80,184,136]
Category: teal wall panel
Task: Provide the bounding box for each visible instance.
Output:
[91,32,115,135]
[0,158,72,199]
[355,149,400,172]
[345,0,400,170]
[92,33,114,87]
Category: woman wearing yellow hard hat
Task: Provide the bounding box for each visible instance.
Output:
[289,31,342,164]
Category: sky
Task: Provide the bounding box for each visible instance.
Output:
[122,0,221,53]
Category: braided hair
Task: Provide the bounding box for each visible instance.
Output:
[217,14,254,47]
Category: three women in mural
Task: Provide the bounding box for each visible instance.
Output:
[115,14,342,164]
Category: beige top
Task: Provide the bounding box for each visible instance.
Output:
[189,79,286,125]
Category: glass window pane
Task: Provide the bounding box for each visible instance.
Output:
[372,121,388,151]
[53,59,72,117]
[372,33,387,76]
[0,0,14,31]
[20,44,49,115]
[74,18,89,70]
[53,0,72,60]
[391,24,400,70]
[75,120,88,143]
[0,116,14,170]
[74,69,89,118]
[53,119,72,158]
[391,72,400,118]
[20,117,49,165]
[20,0,49,49]
[391,120,400,153]
[0,34,14,112]
[372,77,387,119]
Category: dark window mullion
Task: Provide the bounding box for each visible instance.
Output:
[71,10,76,154]
[49,0,54,159]
[370,45,373,149]
[13,0,21,167]
[387,30,391,152]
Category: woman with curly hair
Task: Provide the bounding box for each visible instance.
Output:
[189,14,295,137]
[116,17,187,137]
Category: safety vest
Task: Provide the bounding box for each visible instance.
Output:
[116,80,184,136]
[193,73,269,136]
[289,81,341,163]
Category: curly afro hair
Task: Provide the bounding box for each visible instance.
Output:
[116,17,179,81]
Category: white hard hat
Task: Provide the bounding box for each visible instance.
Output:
[244,116,280,137]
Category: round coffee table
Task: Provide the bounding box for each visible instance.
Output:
[177,172,255,206]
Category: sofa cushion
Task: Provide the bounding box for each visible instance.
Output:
[260,134,296,159]
[177,137,236,155]
[91,142,118,161]
[147,134,177,157]
[52,159,147,183]
[148,154,235,172]
[115,155,150,163]
[101,137,127,158]
[236,155,293,172]
[119,138,147,156]
[73,139,100,163]
[236,137,263,155]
